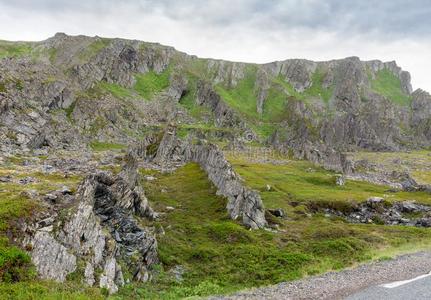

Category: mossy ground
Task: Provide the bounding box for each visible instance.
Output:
[0,41,33,59]
[346,150,431,185]
[228,155,431,210]
[1,153,431,299]
[115,162,431,299]
[134,68,171,100]
[78,38,112,62]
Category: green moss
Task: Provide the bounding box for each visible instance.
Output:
[0,239,33,283]
[14,80,23,91]
[89,141,126,151]
[272,75,304,101]
[79,38,111,61]
[214,65,258,121]
[271,70,333,104]
[0,83,6,93]
[0,41,33,59]
[134,68,171,100]
[98,81,133,99]
[64,101,76,122]
[371,69,411,106]
[303,69,333,102]
[88,117,108,135]
[0,281,104,300]
[0,182,38,283]
[228,156,431,211]
[48,48,58,63]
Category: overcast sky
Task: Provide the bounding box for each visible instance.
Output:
[1,0,430,92]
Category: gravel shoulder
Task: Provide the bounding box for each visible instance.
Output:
[209,251,431,300]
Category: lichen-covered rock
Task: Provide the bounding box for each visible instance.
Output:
[31,231,77,282]
[150,127,267,229]
[27,153,157,294]
[1,33,430,158]
[411,89,431,144]
[196,81,243,128]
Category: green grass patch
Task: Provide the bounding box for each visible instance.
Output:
[214,66,258,121]
[272,75,304,100]
[98,81,133,99]
[0,175,38,282]
[134,68,171,100]
[89,141,126,151]
[303,69,333,102]
[228,156,431,211]
[0,41,33,59]
[48,48,58,63]
[0,281,104,300]
[64,101,76,122]
[179,72,215,122]
[79,38,111,61]
[371,69,411,106]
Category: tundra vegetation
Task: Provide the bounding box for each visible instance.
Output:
[0,34,430,299]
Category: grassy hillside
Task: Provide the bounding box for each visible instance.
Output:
[371,69,411,106]
[116,162,431,299]
[0,41,33,59]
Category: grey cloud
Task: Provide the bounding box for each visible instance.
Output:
[1,0,431,38]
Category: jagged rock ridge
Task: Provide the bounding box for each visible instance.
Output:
[144,126,267,229]
[0,33,430,160]
[25,153,157,294]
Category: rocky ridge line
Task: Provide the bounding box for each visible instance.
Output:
[141,127,267,229]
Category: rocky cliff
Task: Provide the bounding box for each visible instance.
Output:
[1,33,430,160]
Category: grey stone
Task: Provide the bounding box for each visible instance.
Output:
[149,126,267,229]
[31,231,77,282]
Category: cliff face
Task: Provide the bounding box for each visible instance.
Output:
[0,33,430,157]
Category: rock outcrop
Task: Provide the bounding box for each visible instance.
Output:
[184,143,267,229]
[321,198,431,227]
[1,33,431,158]
[149,127,267,229]
[26,152,157,294]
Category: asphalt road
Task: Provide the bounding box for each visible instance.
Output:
[210,251,431,300]
[347,272,431,300]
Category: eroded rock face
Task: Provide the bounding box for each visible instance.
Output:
[31,231,77,282]
[263,59,317,92]
[185,143,267,229]
[196,81,243,128]
[1,33,430,158]
[411,89,431,144]
[150,127,267,229]
[27,153,157,294]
